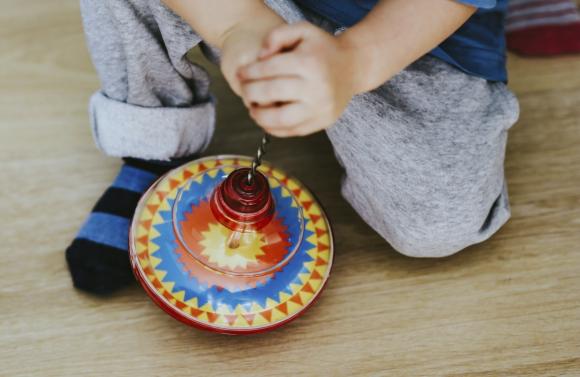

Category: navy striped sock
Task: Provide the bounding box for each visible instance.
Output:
[66,157,188,294]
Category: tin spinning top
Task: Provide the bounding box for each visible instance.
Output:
[129,137,333,334]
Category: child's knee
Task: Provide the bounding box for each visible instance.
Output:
[342,179,511,258]
[378,209,510,258]
[384,223,480,258]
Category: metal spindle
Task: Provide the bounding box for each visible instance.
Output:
[247,133,269,184]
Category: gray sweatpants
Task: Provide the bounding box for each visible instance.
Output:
[80,0,520,258]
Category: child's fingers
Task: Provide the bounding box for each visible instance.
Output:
[238,54,302,81]
[259,22,312,59]
[249,102,310,130]
[242,77,303,106]
[263,120,317,138]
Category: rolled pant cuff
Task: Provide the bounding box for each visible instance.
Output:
[89,91,215,160]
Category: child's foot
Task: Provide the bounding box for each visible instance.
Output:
[507,0,580,56]
[66,157,188,294]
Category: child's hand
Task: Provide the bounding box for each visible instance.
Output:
[220,21,284,97]
[237,22,358,137]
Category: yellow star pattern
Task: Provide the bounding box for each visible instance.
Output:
[199,223,266,270]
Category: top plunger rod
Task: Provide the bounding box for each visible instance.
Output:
[247,133,270,185]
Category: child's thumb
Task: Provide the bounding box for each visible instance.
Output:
[259,22,309,59]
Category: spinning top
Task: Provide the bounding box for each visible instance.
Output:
[129,143,333,334]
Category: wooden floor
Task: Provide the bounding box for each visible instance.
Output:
[1,1,579,376]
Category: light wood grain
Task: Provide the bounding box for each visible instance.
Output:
[1,1,579,376]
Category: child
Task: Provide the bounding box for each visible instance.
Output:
[67,0,519,294]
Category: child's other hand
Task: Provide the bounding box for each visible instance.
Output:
[237,22,358,137]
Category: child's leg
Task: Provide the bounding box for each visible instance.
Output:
[81,0,215,159]
[326,56,520,258]
[67,0,216,293]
